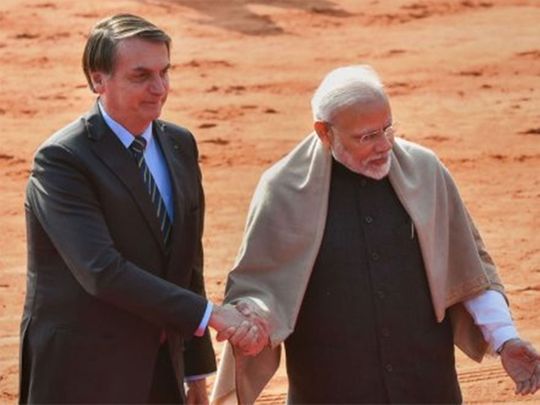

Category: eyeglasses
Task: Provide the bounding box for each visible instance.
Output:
[329,122,395,144]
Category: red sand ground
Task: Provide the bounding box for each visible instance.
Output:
[1,0,539,403]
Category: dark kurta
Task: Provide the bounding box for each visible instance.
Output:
[285,158,461,404]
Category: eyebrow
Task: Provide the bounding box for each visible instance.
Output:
[357,122,393,135]
[130,63,171,73]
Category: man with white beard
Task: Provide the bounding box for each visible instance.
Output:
[211,65,540,404]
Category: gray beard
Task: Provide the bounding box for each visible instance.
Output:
[331,140,391,180]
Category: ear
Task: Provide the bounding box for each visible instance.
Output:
[90,71,107,94]
[314,121,332,149]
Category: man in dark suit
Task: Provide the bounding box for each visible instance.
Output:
[19,14,262,404]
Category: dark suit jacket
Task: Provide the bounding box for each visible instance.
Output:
[19,103,216,403]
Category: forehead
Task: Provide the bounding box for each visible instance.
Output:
[114,37,169,71]
[333,93,391,129]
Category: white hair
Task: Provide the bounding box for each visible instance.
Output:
[311,65,386,122]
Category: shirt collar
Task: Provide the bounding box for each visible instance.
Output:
[98,100,153,149]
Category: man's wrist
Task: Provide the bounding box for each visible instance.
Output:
[208,302,222,330]
[496,337,521,355]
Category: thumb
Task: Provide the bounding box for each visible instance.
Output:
[236,301,252,317]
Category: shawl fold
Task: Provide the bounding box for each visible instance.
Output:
[211,134,503,404]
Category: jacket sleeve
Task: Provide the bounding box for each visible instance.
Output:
[26,142,207,338]
[182,135,217,376]
[183,231,217,376]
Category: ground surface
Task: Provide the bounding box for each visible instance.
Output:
[0,0,539,403]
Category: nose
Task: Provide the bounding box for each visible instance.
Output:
[149,75,168,95]
[374,131,393,153]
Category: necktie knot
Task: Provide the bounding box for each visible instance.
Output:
[130,137,147,156]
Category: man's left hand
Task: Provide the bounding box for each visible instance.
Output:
[500,338,540,395]
[232,299,270,356]
[186,378,209,405]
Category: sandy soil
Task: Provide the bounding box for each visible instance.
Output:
[1,0,539,403]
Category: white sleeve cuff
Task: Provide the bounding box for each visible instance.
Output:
[463,290,519,353]
[491,325,519,353]
[194,301,213,337]
[184,372,216,383]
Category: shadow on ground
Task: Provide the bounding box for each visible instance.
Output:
[144,0,352,35]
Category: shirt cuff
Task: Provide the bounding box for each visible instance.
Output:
[463,290,519,353]
[184,372,216,383]
[194,301,213,337]
[491,325,519,353]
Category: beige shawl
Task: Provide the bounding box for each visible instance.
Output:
[211,134,504,404]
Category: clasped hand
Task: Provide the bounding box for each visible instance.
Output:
[209,300,270,356]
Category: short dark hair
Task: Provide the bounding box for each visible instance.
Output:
[82,14,171,92]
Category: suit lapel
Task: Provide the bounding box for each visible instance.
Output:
[85,103,166,252]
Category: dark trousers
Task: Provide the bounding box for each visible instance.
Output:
[147,344,184,404]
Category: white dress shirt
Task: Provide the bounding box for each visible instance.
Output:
[464,289,518,353]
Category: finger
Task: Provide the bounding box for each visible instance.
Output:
[522,378,533,395]
[241,327,263,350]
[247,313,269,335]
[253,316,270,333]
[242,344,263,357]
[241,339,264,357]
[216,326,236,342]
[530,373,539,395]
[251,337,268,356]
[243,329,269,356]
[238,325,259,347]
[250,330,267,353]
[257,322,269,339]
[237,334,259,356]
[515,380,524,395]
[530,364,540,394]
[229,321,251,346]
[518,379,531,396]
[239,324,267,354]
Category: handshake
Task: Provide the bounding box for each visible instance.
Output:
[208,299,270,357]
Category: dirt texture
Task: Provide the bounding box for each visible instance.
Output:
[0,0,539,403]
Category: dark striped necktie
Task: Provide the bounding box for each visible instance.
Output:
[129,137,172,246]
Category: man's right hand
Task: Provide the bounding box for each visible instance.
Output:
[208,303,251,338]
[232,300,270,356]
[208,302,270,357]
